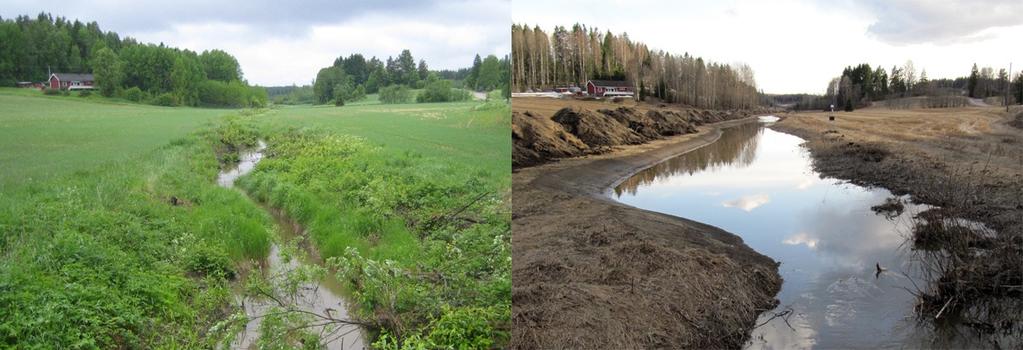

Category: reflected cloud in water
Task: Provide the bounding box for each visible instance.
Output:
[782,232,818,249]
[722,193,771,212]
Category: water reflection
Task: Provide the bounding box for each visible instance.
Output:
[723,193,771,212]
[614,122,762,197]
[613,120,993,349]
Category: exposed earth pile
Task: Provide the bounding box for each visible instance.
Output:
[513,105,759,168]
[511,98,781,349]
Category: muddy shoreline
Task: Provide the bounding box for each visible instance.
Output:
[771,109,1023,346]
[770,112,1023,236]
[512,112,782,348]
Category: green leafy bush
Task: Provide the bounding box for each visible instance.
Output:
[42,88,61,95]
[379,84,412,104]
[77,90,92,97]
[121,86,146,102]
[416,75,473,103]
[183,243,235,279]
[197,80,268,108]
[152,92,180,106]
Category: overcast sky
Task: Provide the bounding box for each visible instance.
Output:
[1,0,510,86]
[513,0,1023,94]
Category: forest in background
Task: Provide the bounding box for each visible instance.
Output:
[269,52,510,105]
[511,23,760,110]
[778,61,1023,111]
[0,13,266,107]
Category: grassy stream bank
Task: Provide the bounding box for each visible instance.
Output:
[1,95,511,349]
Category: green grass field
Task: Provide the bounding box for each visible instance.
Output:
[0,88,229,190]
[260,100,509,185]
[0,89,510,348]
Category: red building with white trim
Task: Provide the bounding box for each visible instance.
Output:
[48,73,95,90]
[585,80,634,98]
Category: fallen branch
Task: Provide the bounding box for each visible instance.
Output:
[934,297,954,320]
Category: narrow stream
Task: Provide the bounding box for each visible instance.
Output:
[612,118,983,349]
[216,141,366,350]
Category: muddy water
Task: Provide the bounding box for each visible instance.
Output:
[613,118,967,349]
[216,142,366,350]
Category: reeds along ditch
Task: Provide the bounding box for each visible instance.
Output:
[792,129,1023,346]
[900,166,1023,346]
[235,128,511,348]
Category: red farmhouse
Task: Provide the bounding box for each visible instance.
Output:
[585,79,634,98]
[48,73,95,90]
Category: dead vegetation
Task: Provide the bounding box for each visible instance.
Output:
[871,196,905,219]
[1010,110,1023,129]
[775,106,1023,347]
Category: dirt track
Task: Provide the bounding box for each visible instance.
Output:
[512,98,782,349]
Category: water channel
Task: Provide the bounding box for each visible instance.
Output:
[613,118,973,348]
[216,141,366,350]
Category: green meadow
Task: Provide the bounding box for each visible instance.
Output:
[261,100,509,185]
[0,88,227,190]
[0,89,510,348]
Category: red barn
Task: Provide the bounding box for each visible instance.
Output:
[48,73,95,90]
[585,80,634,98]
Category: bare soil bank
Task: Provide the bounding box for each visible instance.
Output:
[513,97,769,168]
[512,98,782,349]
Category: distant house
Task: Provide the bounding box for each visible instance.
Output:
[48,73,95,90]
[585,80,634,98]
[552,86,583,95]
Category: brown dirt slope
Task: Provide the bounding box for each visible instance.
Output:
[512,98,782,349]
[512,97,764,168]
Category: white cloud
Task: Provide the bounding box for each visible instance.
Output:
[862,0,1023,45]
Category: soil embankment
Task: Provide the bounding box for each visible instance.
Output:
[512,97,782,349]
[513,97,761,168]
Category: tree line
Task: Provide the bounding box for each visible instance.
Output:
[796,61,1022,111]
[511,23,760,110]
[0,13,267,107]
[296,50,509,106]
